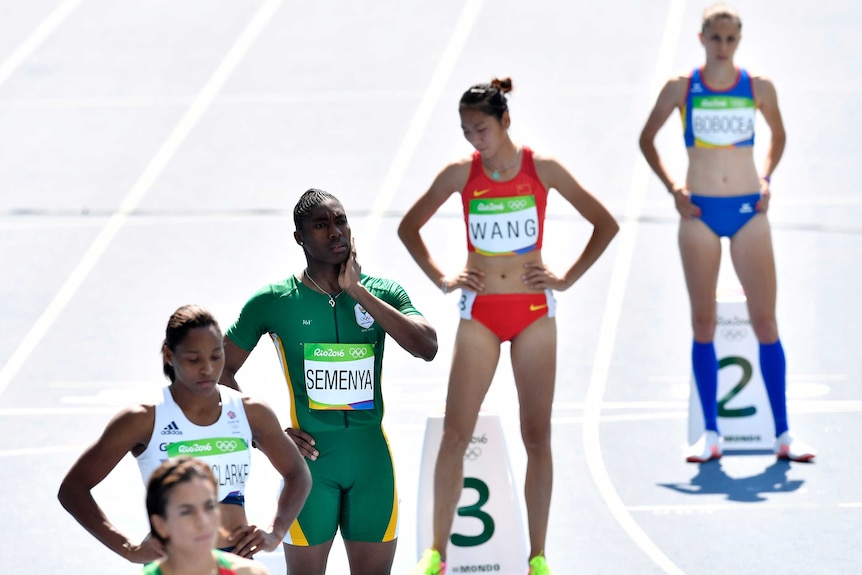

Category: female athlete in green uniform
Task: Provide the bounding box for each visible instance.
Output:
[220,189,438,575]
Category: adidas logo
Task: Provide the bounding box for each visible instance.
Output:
[739,203,753,214]
[161,421,182,435]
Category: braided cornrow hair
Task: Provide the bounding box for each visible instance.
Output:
[294,188,338,231]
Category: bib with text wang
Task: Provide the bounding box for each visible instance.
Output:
[165,437,250,502]
[468,196,539,256]
[304,343,375,410]
[692,95,755,147]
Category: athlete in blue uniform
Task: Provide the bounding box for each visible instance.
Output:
[639,3,816,463]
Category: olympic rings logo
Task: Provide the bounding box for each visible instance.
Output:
[464,447,482,461]
[721,328,747,341]
[216,440,238,451]
[349,347,369,358]
[507,199,527,210]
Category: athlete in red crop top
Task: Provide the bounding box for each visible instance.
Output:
[399,77,618,575]
[460,146,548,256]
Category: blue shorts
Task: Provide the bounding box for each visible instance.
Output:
[689,193,761,238]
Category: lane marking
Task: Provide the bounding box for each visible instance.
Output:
[0,0,283,400]
[0,90,420,109]
[648,373,851,383]
[581,0,687,573]
[0,0,82,87]
[3,400,859,418]
[359,0,485,247]
[629,502,862,513]
[0,445,85,458]
[0,407,120,415]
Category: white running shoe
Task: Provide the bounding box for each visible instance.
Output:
[686,430,722,463]
[775,431,816,462]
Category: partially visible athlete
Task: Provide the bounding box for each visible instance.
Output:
[143,457,268,575]
[399,77,618,575]
[638,2,816,463]
[59,305,311,563]
[220,188,438,575]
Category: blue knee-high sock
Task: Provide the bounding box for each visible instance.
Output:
[692,341,719,432]
[760,340,788,436]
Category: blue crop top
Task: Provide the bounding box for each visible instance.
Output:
[682,67,756,148]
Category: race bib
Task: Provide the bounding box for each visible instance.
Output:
[468,196,539,255]
[165,437,250,502]
[691,95,755,147]
[303,343,375,410]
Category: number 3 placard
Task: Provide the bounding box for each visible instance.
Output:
[417,413,528,574]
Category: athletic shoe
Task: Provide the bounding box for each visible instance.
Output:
[408,549,446,575]
[775,431,816,462]
[685,430,722,463]
[528,554,555,575]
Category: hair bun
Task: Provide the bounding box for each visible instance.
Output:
[491,77,513,93]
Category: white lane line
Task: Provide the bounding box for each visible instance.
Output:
[0,445,85,457]
[0,407,119,415]
[629,502,862,513]
[358,0,485,246]
[0,0,81,87]
[0,400,862,427]
[648,373,850,383]
[0,90,421,109]
[581,0,687,574]
[0,0,283,400]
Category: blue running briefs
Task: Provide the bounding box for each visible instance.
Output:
[689,193,761,237]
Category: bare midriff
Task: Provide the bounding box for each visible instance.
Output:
[466,250,546,294]
[686,147,761,196]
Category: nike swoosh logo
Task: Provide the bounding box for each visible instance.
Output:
[473,189,490,197]
[529,304,547,312]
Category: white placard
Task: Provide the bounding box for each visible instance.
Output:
[417,412,527,574]
[688,295,775,450]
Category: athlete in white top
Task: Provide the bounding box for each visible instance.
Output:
[136,385,253,507]
[59,305,311,564]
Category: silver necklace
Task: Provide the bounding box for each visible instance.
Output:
[305,269,343,307]
[482,148,520,180]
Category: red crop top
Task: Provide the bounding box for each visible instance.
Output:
[460,146,548,256]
